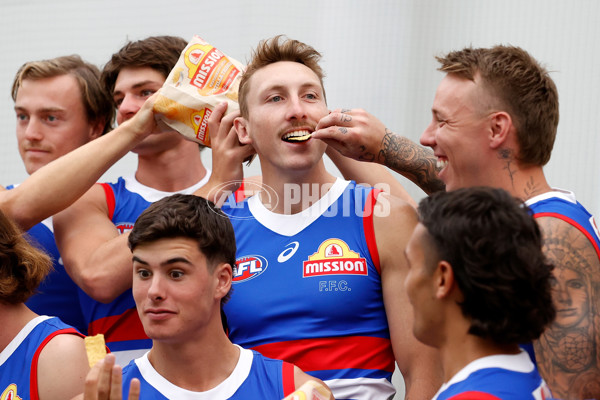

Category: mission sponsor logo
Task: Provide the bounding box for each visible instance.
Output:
[303,239,368,277]
[233,255,268,283]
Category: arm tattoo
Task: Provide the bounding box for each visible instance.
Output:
[358,145,375,162]
[534,218,600,399]
[378,129,445,194]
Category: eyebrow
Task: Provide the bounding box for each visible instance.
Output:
[14,106,66,113]
[262,82,321,94]
[113,80,162,96]
[132,255,192,267]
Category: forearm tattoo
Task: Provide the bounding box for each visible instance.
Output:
[534,218,600,399]
[378,130,445,194]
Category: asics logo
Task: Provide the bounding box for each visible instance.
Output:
[278,241,299,263]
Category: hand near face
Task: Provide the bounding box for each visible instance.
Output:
[81,354,140,400]
[313,108,387,163]
[206,102,255,193]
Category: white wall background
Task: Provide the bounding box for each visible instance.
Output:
[1,1,599,397]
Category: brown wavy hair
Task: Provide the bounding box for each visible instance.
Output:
[11,55,114,135]
[0,210,52,305]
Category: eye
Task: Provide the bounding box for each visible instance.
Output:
[136,269,151,279]
[46,115,58,122]
[305,93,317,100]
[16,113,28,121]
[114,97,123,108]
[269,95,282,103]
[169,270,184,279]
[141,89,155,98]
[568,280,584,290]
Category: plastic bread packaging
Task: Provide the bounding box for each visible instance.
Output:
[153,35,244,147]
[282,380,333,400]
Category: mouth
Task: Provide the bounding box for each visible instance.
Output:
[282,130,312,143]
[436,157,448,170]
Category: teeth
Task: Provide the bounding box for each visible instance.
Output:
[283,130,312,142]
[437,159,448,169]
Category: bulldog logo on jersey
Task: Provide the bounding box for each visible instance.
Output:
[1,384,22,400]
[115,222,134,234]
[303,239,368,277]
[233,255,268,283]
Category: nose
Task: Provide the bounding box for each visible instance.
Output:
[554,282,571,305]
[420,121,436,148]
[147,275,165,301]
[285,96,308,121]
[21,116,44,142]
[116,93,142,124]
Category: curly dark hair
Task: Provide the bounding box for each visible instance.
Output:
[128,194,235,303]
[0,210,52,304]
[417,186,556,344]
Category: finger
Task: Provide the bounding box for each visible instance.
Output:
[209,102,229,122]
[127,378,141,400]
[97,355,116,400]
[109,364,123,399]
[83,360,103,400]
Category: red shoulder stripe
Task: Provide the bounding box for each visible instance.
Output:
[99,183,116,220]
[30,327,84,400]
[363,188,381,275]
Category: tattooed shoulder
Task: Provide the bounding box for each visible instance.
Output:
[534,216,600,400]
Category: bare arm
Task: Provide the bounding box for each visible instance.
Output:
[534,216,600,400]
[38,334,90,400]
[326,146,416,207]
[54,185,133,303]
[1,94,157,231]
[313,109,444,195]
[292,366,335,400]
[374,193,443,398]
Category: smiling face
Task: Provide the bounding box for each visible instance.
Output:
[419,74,496,191]
[14,75,101,174]
[132,237,231,343]
[235,61,329,176]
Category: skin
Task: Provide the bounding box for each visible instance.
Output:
[232,60,443,398]
[313,108,444,195]
[0,304,89,400]
[14,75,102,174]
[422,73,600,400]
[403,223,523,383]
[54,67,208,303]
[77,238,333,399]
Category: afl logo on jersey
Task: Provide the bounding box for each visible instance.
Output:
[233,255,268,283]
[1,384,21,400]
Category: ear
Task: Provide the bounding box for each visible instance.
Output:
[434,260,456,299]
[234,117,252,145]
[213,263,233,301]
[488,111,512,149]
[88,119,105,141]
